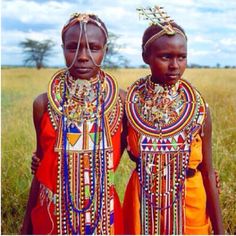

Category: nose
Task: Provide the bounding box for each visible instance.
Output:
[77,47,89,62]
[169,58,179,69]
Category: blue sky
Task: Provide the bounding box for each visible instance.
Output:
[2,0,236,67]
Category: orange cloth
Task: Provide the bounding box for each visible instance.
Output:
[123,124,210,235]
[31,111,124,234]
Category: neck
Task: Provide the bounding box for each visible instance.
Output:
[66,70,100,84]
[149,75,179,91]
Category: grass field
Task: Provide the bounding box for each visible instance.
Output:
[1,67,236,234]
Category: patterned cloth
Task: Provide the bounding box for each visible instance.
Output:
[31,70,124,235]
[123,77,210,235]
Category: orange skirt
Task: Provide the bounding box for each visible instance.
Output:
[123,170,210,235]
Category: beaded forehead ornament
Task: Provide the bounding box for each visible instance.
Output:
[62,13,108,69]
[62,13,108,41]
[137,6,187,50]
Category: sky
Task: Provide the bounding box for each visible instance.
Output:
[2,0,236,67]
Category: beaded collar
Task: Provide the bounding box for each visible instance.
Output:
[48,69,118,124]
[126,75,206,138]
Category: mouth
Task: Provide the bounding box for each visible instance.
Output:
[75,67,92,74]
[166,73,180,80]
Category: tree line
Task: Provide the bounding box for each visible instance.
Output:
[20,32,129,69]
[20,36,235,69]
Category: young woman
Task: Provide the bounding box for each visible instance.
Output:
[21,13,126,235]
[123,6,224,235]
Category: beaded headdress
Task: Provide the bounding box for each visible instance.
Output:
[62,12,108,41]
[137,6,187,50]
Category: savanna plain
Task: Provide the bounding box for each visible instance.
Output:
[1,68,236,234]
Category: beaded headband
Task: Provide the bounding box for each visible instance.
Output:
[62,13,108,42]
[137,6,187,50]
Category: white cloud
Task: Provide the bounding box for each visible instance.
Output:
[2,0,74,25]
[2,0,236,66]
[2,29,61,46]
[220,38,236,47]
[190,35,213,44]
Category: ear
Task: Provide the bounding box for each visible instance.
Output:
[142,51,149,65]
[104,44,108,54]
[61,44,65,53]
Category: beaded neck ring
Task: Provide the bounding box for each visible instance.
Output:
[137,6,187,51]
[62,13,108,70]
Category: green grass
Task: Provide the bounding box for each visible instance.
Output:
[1,68,236,234]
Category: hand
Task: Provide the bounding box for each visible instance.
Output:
[214,170,221,194]
[31,152,40,175]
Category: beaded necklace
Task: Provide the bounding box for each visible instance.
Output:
[62,81,105,234]
[125,75,206,234]
[47,69,120,234]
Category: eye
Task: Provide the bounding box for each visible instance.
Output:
[160,54,171,60]
[65,43,78,52]
[178,55,187,61]
[89,43,103,52]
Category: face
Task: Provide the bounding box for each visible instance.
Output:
[143,33,187,85]
[63,23,106,80]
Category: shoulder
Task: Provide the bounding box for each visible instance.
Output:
[33,93,48,125]
[33,93,48,112]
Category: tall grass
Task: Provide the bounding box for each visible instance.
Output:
[1,68,236,234]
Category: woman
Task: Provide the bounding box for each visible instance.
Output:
[21,13,126,235]
[123,6,224,235]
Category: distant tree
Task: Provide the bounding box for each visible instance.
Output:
[139,64,148,68]
[20,39,55,69]
[103,32,129,68]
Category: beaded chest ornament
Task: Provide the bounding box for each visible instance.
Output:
[126,76,206,234]
[47,69,123,234]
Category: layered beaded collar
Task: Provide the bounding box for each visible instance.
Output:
[48,69,118,123]
[145,75,180,95]
[64,70,100,103]
[63,71,103,121]
[126,75,206,138]
[142,76,182,128]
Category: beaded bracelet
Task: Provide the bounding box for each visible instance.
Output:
[31,151,40,175]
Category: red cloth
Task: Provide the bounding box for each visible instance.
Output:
[32,111,123,234]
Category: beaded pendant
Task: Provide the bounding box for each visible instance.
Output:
[47,69,122,234]
[125,76,206,234]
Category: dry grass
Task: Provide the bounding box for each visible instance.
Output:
[1,67,236,234]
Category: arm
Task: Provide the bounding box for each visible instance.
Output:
[21,93,48,234]
[119,89,128,156]
[119,88,140,163]
[199,106,224,234]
